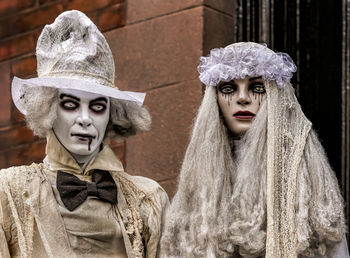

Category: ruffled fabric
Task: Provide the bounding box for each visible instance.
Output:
[198,42,297,88]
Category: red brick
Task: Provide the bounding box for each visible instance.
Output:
[8,140,46,167]
[32,30,42,43]
[0,150,8,169]
[39,0,60,4]
[0,4,63,39]
[11,55,37,78]
[0,126,37,151]
[64,0,124,13]
[0,34,35,61]
[11,105,26,125]
[0,62,11,125]
[95,3,126,32]
[0,0,35,17]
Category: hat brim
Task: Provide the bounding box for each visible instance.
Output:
[12,76,146,115]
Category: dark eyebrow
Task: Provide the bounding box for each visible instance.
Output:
[90,97,108,103]
[249,76,263,81]
[59,94,80,101]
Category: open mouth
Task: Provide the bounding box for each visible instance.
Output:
[71,133,96,151]
[233,111,255,120]
[71,133,96,141]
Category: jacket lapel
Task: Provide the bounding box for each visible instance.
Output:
[114,183,134,258]
[25,168,75,257]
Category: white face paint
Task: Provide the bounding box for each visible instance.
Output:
[217,76,266,137]
[53,89,110,159]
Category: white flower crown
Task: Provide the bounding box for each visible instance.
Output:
[198,42,297,88]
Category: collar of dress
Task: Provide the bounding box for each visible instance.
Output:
[43,130,124,176]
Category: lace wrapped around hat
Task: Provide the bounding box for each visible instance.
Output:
[198,42,297,87]
[11,10,145,115]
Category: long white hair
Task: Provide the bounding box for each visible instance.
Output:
[160,82,345,257]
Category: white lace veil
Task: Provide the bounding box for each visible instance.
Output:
[160,42,346,257]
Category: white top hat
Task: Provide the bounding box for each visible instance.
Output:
[12,10,145,115]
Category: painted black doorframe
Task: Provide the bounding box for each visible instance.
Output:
[235,0,349,243]
[342,0,350,244]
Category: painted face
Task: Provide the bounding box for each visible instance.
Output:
[53,89,110,157]
[217,76,266,137]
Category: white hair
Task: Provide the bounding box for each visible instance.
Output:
[160,83,345,257]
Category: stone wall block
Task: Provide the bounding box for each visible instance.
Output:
[125,79,202,182]
[203,7,235,55]
[109,139,126,167]
[204,0,236,17]
[127,0,203,24]
[64,0,124,13]
[159,178,179,200]
[106,7,203,92]
[95,3,126,31]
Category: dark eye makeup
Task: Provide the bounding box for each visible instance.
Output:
[89,103,106,113]
[59,94,108,113]
[60,100,79,110]
[249,82,266,94]
[218,83,237,94]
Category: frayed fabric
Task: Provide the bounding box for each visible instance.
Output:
[12,10,146,116]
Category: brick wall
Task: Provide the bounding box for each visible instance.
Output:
[0,0,126,168]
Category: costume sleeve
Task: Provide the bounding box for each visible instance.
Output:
[0,224,11,258]
[143,186,170,258]
[0,180,11,258]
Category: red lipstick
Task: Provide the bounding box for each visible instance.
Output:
[233,111,255,120]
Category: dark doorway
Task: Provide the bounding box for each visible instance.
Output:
[236,0,348,242]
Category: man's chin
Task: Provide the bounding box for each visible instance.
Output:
[68,144,98,156]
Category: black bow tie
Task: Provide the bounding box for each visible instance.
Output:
[57,169,117,211]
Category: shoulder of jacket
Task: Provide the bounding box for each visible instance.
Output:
[0,163,43,186]
[121,172,166,196]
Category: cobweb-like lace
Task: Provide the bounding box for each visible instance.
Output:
[198,42,297,88]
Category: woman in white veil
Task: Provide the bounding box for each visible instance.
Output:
[160,42,348,257]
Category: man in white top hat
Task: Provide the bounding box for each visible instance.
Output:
[0,10,168,257]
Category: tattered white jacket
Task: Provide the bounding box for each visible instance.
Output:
[0,132,169,257]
